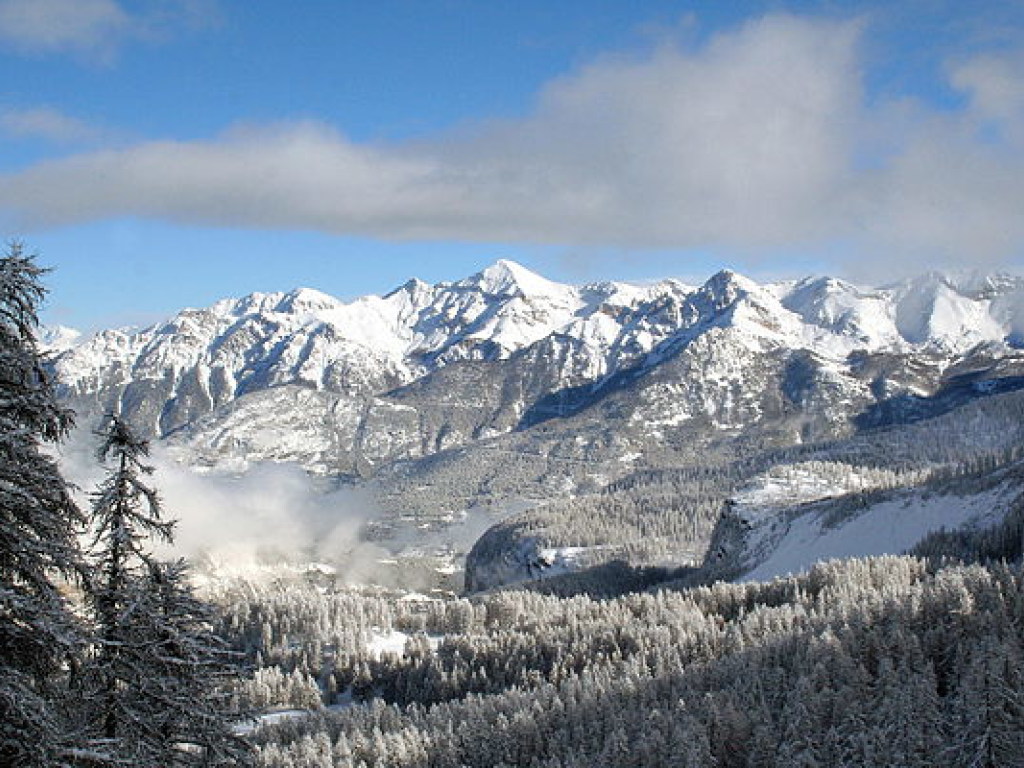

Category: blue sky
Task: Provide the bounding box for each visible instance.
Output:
[1,1,1023,331]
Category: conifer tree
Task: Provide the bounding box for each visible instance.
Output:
[0,242,84,766]
[81,414,174,762]
[79,415,252,765]
[137,558,253,766]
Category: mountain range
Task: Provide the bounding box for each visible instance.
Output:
[48,260,1024,590]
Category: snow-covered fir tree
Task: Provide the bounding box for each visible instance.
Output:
[78,414,175,762]
[220,555,1024,767]
[0,243,85,767]
[75,415,251,765]
[138,558,253,766]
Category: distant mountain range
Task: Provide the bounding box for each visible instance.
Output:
[48,260,1024,589]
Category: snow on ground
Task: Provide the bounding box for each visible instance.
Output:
[366,629,443,658]
[398,591,435,601]
[236,622,445,735]
[237,697,361,736]
[743,485,1012,583]
[366,629,410,658]
[730,462,911,525]
[536,545,615,579]
[234,709,309,736]
[539,546,598,564]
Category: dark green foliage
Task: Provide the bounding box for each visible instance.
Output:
[509,560,696,600]
[78,414,175,760]
[911,467,1024,565]
[137,559,254,766]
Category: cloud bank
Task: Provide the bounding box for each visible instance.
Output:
[0,0,129,56]
[2,13,1023,269]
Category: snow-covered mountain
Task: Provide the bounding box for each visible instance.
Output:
[54,262,1024,465]
[55,260,687,467]
[50,260,1024,590]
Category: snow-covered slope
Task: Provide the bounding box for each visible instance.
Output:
[39,324,83,352]
[717,444,1024,584]
[50,259,1024,485]
[54,260,686,442]
[741,484,1011,582]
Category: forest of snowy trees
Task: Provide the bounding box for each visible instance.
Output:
[230,556,1024,767]
[7,241,1024,767]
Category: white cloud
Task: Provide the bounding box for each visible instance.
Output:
[463,14,862,248]
[0,0,130,56]
[1,13,1023,271]
[0,122,451,231]
[949,52,1024,132]
[0,107,104,143]
[149,457,372,569]
[0,0,218,58]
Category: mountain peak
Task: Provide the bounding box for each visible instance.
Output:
[39,324,83,352]
[385,277,431,300]
[273,287,340,314]
[472,259,568,297]
[698,269,761,307]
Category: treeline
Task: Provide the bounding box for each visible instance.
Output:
[911,467,1024,564]
[247,556,1024,767]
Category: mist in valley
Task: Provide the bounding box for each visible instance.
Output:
[57,425,393,585]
